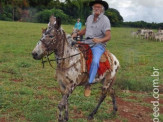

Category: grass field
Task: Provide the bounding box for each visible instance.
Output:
[0,21,163,122]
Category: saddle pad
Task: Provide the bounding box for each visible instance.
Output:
[78,44,111,76]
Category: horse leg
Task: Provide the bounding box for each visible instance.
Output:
[88,76,111,120]
[109,76,118,114]
[88,75,117,120]
[109,87,118,114]
[58,84,76,122]
[88,86,108,120]
[64,99,69,121]
[58,95,67,122]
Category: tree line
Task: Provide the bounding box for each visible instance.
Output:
[0,0,162,29]
[123,21,163,29]
[0,0,123,25]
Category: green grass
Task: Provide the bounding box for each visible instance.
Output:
[159,114,163,122]
[0,21,162,121]
[109,27,163,91]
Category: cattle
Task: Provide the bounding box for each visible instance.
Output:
[132,29,162,41]
[131,31,139,38]
[155,33,163,42]
[158,29,163,34]
[131,28,163,42]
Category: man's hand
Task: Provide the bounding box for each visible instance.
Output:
[92,38,101,43]
[71,33,78,38]
[92,30,111,43]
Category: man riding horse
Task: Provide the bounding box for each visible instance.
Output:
[32,0,120,121]
[72,0,111,97]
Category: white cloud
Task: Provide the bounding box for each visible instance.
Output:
[105,0,163,23]
[134,0,163,8]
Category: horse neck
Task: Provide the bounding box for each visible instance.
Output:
[63,38,80,59]
[56,30,80,60]
[55,32,81,70]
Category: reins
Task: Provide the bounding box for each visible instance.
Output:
[41,41,95,70]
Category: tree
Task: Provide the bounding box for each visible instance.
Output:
[10,0,23,21]
[28,0,53,7]
[105,8,123,26]
[62,0,92,22]
[0,0,4,13]
[0,0,125,26]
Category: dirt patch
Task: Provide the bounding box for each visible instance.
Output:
[102,90,160,122]
[144,97,163,104]
[116,97,152,122]
[0,117,6,122]
[37,86,61,93]
[70,90,157,121]
[71,106,86,119]
[110,92,163,122]
[159,85,163,93]
[66,90,163,121]
[10,78,23,82]
[128,95,139,100]
[1,70,16,75]
[144,97,163,114]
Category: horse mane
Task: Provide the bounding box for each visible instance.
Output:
[54,29,66,57]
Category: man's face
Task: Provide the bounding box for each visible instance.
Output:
[92,3,103,16]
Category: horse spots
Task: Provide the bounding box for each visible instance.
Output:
[72,83,76,87]
[59,80,66,90]
[66,76,73,83]
[114,61,117,65]
[115,68,118,72]
[70,80,73,83]
[74,66,79,72]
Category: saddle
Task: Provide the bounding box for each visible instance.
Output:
[78,44,113,77]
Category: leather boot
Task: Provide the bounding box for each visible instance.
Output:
[84,84,91,97]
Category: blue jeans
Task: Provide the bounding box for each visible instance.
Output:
[89,44,105,83]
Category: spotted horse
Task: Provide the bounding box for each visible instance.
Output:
[32,16,120,122]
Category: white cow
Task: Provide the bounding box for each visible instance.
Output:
[155,33,163,42]
[139,29,153,40]
[131,31,139,38]
[158,29,163,34]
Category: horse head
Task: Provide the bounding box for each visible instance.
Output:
[32,15,63,60]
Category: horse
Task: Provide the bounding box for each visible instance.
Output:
[32,15,120,122]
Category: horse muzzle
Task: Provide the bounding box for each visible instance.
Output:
[32,52,42,60]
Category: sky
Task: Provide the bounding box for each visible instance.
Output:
[60,0,163,23]
[107,0,163,23]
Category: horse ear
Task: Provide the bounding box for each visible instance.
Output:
[49,15,56,26]
[42,28,46,33]
[56,17,61,29]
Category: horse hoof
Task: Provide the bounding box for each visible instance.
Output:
[113,107,118,112]
[64,117,69,121]
[112,110,117,116]
[58,119,63,122]
[88,115,94,120]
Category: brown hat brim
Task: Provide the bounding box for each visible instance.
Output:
[89,1,109,10]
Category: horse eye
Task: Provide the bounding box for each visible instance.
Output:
[49,35,53,38]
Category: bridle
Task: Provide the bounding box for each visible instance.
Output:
[41,42,95,70]
[41,27,64,55]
